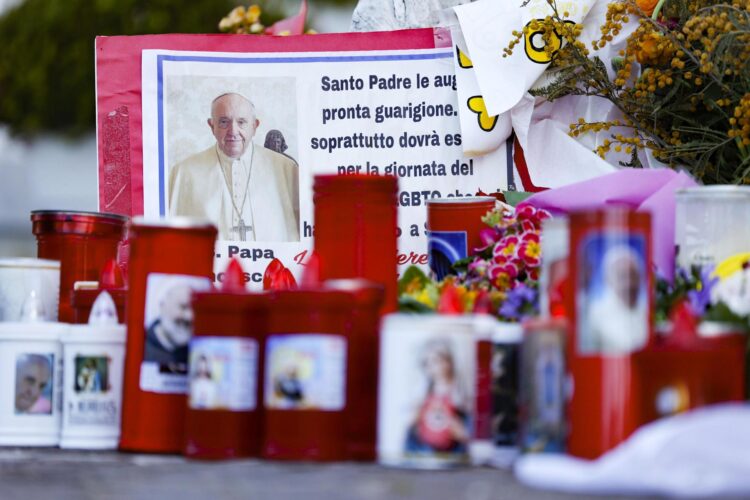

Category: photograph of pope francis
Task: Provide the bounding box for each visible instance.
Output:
[168,91,300,242]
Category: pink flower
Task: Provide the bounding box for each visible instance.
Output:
[468,258,490,276]
[493,235,520,261]
[489,261,519,291]
[475,227,500,253]
[518,232,542,267]
[518,232,542,268]
[516,205,551,231]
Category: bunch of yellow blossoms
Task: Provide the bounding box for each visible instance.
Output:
[219,5,265,34]
[508,0,750,183]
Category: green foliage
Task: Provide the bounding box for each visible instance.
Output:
[0,0,236,137]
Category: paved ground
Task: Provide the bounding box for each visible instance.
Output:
[0,449,650,500]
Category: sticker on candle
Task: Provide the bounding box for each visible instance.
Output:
[576,234,648,355]
[140,273,212,394]
[264,334,346,411]
[188,337,258,411]
[15,353,55,415]
[68,356,117,426]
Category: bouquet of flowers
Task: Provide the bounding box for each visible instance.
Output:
[399,205,550,321]
[506,0,750,184]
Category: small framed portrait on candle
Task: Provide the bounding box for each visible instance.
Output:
[74,356,110,393]
[15,353,54,415]
[576,234,648,355]
[141,273,212,395]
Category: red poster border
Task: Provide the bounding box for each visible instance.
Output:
[95,28,451,216]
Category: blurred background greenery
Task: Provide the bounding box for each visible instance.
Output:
[0,0,356,138]
[0,0,356,256]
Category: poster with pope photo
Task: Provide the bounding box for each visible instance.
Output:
[95,31,513,287]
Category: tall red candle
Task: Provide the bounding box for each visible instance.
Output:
[184,260,268,460]
[324,279,384,461]
[426,197,495,280]
[313,175,398,313]
[565,208,652,459]
[31,210,127,322]
[263,289,355,461]
[120,218,217,453]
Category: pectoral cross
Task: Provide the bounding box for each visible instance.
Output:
[233,218,253,242]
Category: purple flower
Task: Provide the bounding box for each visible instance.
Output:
[687,267,718,316]
[498,284,538,321]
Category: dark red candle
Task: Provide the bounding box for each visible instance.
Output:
[120,217,217,453]
[324,279,384,461]
[565,208,652,459]
[426,197,495,280]
[263,289,355,461]
[313,175,398,314]
[184,259,268,460]
[31,210,127,322]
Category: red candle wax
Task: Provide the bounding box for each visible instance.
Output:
[565,208,653,459]
[184,260,268,460]
[31,210,127,322]
[313,175,398,314]
[263,289,355,461]
[120,217,217,453]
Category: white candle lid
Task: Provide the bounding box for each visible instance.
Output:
[0,322,67,340]
[63,324,126,344]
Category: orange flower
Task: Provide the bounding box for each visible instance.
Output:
[636,0,659,16]
[635,32,674,66]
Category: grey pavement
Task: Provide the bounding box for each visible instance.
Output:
[0,448,650,500]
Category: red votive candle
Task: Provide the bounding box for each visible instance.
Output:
[426,197,496,280]
[313,175,398,313]
[31,210,127,322]
[324,279,384,461]
[566,208,653,459]
[71,259,128,324]
[184,260,268,460]
[263,288,355,461]
[120,217,217,453]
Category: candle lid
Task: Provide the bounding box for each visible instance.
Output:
[31,209,128,222]
[64,323,126,343]
[0,321,67,340]
[426,196,496,206]
[676,186,750,199]
[130,216,216,230]
[313,174,397,194]
[0,258,60,270]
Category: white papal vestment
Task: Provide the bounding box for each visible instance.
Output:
[168,143,299,241]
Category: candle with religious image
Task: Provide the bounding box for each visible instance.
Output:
[60,291,126,449]
[566,208,652,459]
[184,259,268,460]
[426,197,496,280]
[263,288,357,461]
[378,314,479,468]
[120,218,217,453]
[31,210,127,323]
[0,292,65,446]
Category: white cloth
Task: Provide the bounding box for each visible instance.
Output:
[169,143,299,241]
[515,404,750,498]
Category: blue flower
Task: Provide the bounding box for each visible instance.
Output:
[687,266,718,316]
[498,284,538,321]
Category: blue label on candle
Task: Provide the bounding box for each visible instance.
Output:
[427,231,468,280]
